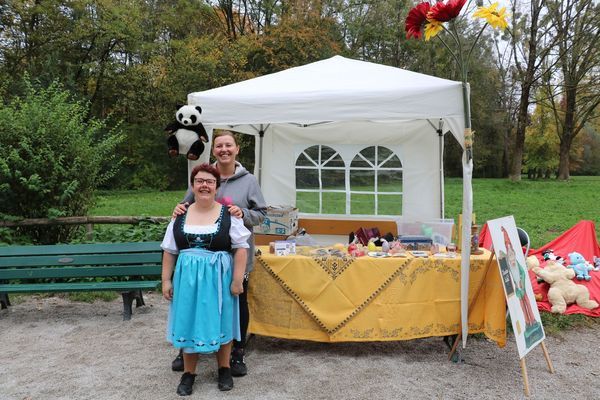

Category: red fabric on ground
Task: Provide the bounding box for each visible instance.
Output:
[528,220,600,317]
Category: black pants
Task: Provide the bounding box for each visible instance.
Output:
[233,277,249,350]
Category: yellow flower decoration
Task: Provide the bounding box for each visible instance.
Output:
[424,20,444,41]
[473,3,508,30]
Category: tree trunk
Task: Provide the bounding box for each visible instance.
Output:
[508,97,530,181]
[557,138,572,180]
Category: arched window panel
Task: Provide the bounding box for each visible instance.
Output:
[322,192,346,214]
[379,150,402,168]
[350,153,372,168]
[350,170,375,192]
[322,169,345,189]
[303,145,321,162]
[295,144,401,216]
[377,169,403,189]
[359,146,376,165]
[320,145,338,163]
[378,194,402,215]
[350,193,375,215]
[296,153,315,167]
[295,145,345,214]
[323,154,345,167]
[296,191,319,213]
[296,169,319,189]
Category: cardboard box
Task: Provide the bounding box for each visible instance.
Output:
[254,206,299,235]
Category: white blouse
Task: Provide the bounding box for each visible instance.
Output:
[161,216,251,255]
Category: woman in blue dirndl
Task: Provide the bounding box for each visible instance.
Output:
[161,163,250,396]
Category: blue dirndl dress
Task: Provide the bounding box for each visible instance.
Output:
[166,207,241,354]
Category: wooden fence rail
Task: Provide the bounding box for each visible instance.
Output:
[0,216,170,240]
[0,216,170,227]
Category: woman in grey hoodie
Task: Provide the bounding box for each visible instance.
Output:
[171,130,266,378]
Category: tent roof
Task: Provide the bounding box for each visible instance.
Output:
[188,55,465,126]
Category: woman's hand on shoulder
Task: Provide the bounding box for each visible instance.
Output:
[172,202,189,219]
[228,205,243,219]
[230,278,244,296]
[162,280,173,301]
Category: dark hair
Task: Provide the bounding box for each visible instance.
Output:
[190,163,221,189]
[211,130,239,147]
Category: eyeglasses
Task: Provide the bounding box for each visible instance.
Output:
[194,178,217,185]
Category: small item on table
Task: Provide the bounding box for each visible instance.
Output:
[367,239,378,252]
[388,241,406,257]
[367,251,389,258]
[410,250,429,258]
[350,244,366,257]
[332,243,347,253]
[269,242,275,254]
[446,242,457,258]
[470,223,484,255]
[274,240,296,256]
[381,239,390,253]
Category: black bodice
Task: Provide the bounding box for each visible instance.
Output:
[173,205,232,251]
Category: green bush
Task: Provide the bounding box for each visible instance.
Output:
[0,78,124,243]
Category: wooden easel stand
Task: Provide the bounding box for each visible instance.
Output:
[448,247,556,397]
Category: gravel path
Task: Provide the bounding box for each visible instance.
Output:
[1,292,598,400]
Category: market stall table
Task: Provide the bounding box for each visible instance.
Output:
[248,247,506,346]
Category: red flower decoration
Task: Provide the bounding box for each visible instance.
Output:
[427,0,466,22]
[405,2,431,39]
[217,196,233,206]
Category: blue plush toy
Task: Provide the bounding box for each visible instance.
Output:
[568,252,593,281]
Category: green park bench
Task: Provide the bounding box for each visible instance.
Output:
[0,241,163,320]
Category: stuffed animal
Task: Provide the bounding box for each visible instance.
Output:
[542,249,565,264]
[593,256,600,271]
[165,105,209,160]
[527,256,599,313]
[567,252,593,281]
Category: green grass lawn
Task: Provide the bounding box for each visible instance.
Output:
[92,190,187,217]
[92,176,600,248]
[443,176,600,248]
[23,176,600,332]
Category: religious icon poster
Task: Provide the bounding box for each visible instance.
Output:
[487,216,545,359]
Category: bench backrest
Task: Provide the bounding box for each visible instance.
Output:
[0,242,163,280]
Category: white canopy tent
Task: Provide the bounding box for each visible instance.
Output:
[187,55,474,345]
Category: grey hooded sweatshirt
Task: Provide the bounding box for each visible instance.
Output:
[183,162,267,273]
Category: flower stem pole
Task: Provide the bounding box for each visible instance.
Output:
[462,82,473,161]
[404,0,510,348]
[460,79,474,347]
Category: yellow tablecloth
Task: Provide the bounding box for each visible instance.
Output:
[248,247,506,345]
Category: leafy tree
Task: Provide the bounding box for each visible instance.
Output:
[545,0,600,180]
[249,4,343,74]
[524,97,559,179]
[0,78,123,243]
[507,0,555,181]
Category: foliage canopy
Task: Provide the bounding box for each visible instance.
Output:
[0,78,124,243]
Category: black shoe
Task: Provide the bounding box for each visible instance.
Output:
[217,367,234,391]
[230,348,247,377]
[172,349,184,372]
[176,372,196,396]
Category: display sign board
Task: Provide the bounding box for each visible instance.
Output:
[487,216,545,359]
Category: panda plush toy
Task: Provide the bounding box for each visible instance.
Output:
[165,105,209,160]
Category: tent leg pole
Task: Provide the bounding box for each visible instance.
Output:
[258,128,265,186]
[438,120,445,219]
